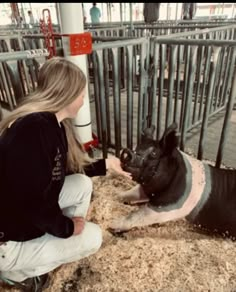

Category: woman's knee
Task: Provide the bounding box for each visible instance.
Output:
[81,222,102,253]
[74,174,93,195]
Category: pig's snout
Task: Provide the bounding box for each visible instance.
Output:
[121,148,134,165]
[120,148,145,182]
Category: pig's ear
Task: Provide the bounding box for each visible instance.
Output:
[141,125,155,140]
[159,123,179,154]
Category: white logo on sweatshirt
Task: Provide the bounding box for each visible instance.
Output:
[52,148,62,181]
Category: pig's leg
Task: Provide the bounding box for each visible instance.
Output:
[118,184,149,205]
[109,204,184,233]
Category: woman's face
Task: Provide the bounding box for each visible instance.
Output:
[65,88,86,118]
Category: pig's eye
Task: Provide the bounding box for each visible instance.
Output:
[123,152,131,161]
[150,151,158,158]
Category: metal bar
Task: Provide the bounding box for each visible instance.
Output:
[0,63,14,110]
[156,44,166,140]
[214,47,226,109]
[93,38,147,51]
[120,3,123,25]
[173,45,181,123]
[92,51,102,145]
[232,3,235,18]
[103,48,111,147]
[187,46,198,128]
[154,24,236,40]
[129,3,133,33]
[175,3,179,21]
[150,41,159,128]
[155,39,236,47]
[134,24,236,30]
[137,42,147,144]
[143,42,149,128]
[221,47,235,106]
[96,50,108,158]
[220,47,231,106]
[216,47,236,167]
[21,59,33,95]
[192,45,204,124]
[120,47,126,90]
[212,48,223,112]
[180,45,198,150]
[5,60,24,104]
[180,45,190,133]
[126,45,134,149]
[198,46,211,121]
[197,47,219,160]
[0,49,49,62]
[166,45,177,127]
[111,47,121,157]
[0,34,22,39]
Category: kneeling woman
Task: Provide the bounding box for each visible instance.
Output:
[0,57,130,291]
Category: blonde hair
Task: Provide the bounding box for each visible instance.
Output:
[0,57,93,173]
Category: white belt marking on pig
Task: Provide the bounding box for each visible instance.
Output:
[186,156,211,222]
[148,152,211,223]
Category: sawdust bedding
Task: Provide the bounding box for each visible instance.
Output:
[2,169,236,292]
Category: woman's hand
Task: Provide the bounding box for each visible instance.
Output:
[72,216,85,235]
[105,157,132,179]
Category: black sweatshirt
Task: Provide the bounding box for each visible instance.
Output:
[0,112,106,242]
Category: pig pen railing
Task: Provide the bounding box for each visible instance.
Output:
[1,20,232,55]
[0,23,235,167]
[90,25,236,168]
[91,37,149,158]
[85,18,236,30]
[88,23,236,95]
[0,49,49,117]
[148,25,236,167]
[88,26,126,37]
[129,23,236,38]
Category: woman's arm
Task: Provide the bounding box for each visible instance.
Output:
[84,156,131,178]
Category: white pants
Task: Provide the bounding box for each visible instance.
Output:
[0,174,102,282]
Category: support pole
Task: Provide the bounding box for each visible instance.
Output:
[10,3,20,25]
[167,3,170,20]
[58,3,93,144]
[120,3,123,25]
[175,3,179,21]
[232,3,235,18]
[129,3,133,35]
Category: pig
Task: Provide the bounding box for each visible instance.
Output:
[109,123,236,239]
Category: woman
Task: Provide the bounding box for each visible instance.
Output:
[0,57,130,291]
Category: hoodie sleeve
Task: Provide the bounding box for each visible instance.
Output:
[84,159,107,177]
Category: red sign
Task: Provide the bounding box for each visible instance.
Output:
[69,32,92,56]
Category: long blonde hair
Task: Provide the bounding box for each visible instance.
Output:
[0,57,93,173]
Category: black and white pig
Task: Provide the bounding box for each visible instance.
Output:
[109,123,236,239]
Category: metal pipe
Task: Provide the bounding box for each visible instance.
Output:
[155,24,236,40]
[93,37,147,50]
[232,3,235,18]
[216,47,236,167]
[0,49,49,61]
[175,3,179,21]
[120,3,123,25]
[129,3,133,35]
[167,3,170,21]
[58,3,93,144]
[155,39,236,47]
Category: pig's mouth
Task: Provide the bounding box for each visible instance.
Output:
[122,164,142,182]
